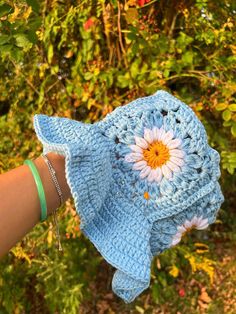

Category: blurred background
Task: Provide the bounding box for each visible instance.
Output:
[0,0,235,313]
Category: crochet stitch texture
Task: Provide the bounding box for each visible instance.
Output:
[33,90,224,303]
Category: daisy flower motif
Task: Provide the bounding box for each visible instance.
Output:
[124,127,185,183]
[171,216,209,246]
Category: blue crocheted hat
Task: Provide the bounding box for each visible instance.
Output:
[33,90,224,303]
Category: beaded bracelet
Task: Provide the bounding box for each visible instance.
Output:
[41,154,63,251]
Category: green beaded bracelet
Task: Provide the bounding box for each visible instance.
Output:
[24,159,47,222]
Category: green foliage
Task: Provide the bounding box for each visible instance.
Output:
[0,0,235,312]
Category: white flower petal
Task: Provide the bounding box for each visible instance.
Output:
[175,232,183,238]
[132,160,147,170]
[161,130,174,145]
[171,235,182,246]
[152,127,159,141]
[157,127,165,140]
[196,218,209,229]
[161,164,172,179]
[124,152,143,162]
[170,156,185,167]
[166,160,181,173]
[191,216,198,225]
[139,165,152,179]
[167,138,182,149]
[159,128,167,141]
[129,144,143,153]
[177,225,186,233]
[143,128,153,144]
[170,149,185,158]
[147,169,157,182]
[196,223,209,230]
[200,217,209,225]
[184,220,192,229]
[135,136,149,149]
[153,167,163,183]
[195,216,203,225]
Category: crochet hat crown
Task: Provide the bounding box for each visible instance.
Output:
[34,90,224,303]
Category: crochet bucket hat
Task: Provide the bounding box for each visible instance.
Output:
[33,90,224,303]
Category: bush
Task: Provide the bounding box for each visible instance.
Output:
[0,0,235,312]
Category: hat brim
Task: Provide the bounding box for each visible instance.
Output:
[82,180,153,303]
[34,114,112,228]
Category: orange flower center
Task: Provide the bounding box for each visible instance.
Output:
[143,141,170,168]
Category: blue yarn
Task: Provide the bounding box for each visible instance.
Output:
[33,90,224,303]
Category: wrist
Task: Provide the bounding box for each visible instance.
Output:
[45,152,72,201]
[34,153,71,216]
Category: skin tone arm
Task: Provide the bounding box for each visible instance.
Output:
[0,152,72,258]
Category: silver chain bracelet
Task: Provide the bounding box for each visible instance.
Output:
[41,153,64,251]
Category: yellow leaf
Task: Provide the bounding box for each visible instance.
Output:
[11,245,31,265]
[199,258,216,284]
[93,68,100,76]
[185,254,197,272]
[9,5,20,23]
[126,0,137,7]
[22,6,32,20]
[194,243,209,249]
[169,265,179,278]
[125,8,139,24]
[47,229,53,246]
[196,249,209,254]
[183,8,189,18]
[229,104,236,112]
[82,91,90,102]
[230,45,236,54]
[215,103,228,111]
[47,44,54,64]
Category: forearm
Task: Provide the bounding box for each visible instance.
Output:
[0,153,71,258]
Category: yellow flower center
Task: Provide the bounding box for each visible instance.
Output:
[143,141,170,168]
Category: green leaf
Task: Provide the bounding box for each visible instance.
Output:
[84,72,93,80]
[0,34,10,46]
[0,4,13,18]
[26,0,40,13]
[228,104,236,112]
[27,30,38,44]
[117,73,130,88]
[231,124,236,137]
[164,69,170,78]
[10,47,23,62]
[228,166,235,175]
[182,51,194,65]
[177,32,194,49]
[14,34,32,50]
[222,109,231,121]
[127,31,137,41]
[0,44,12,55]
[130,59,140,79]
[223,120,231,127]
